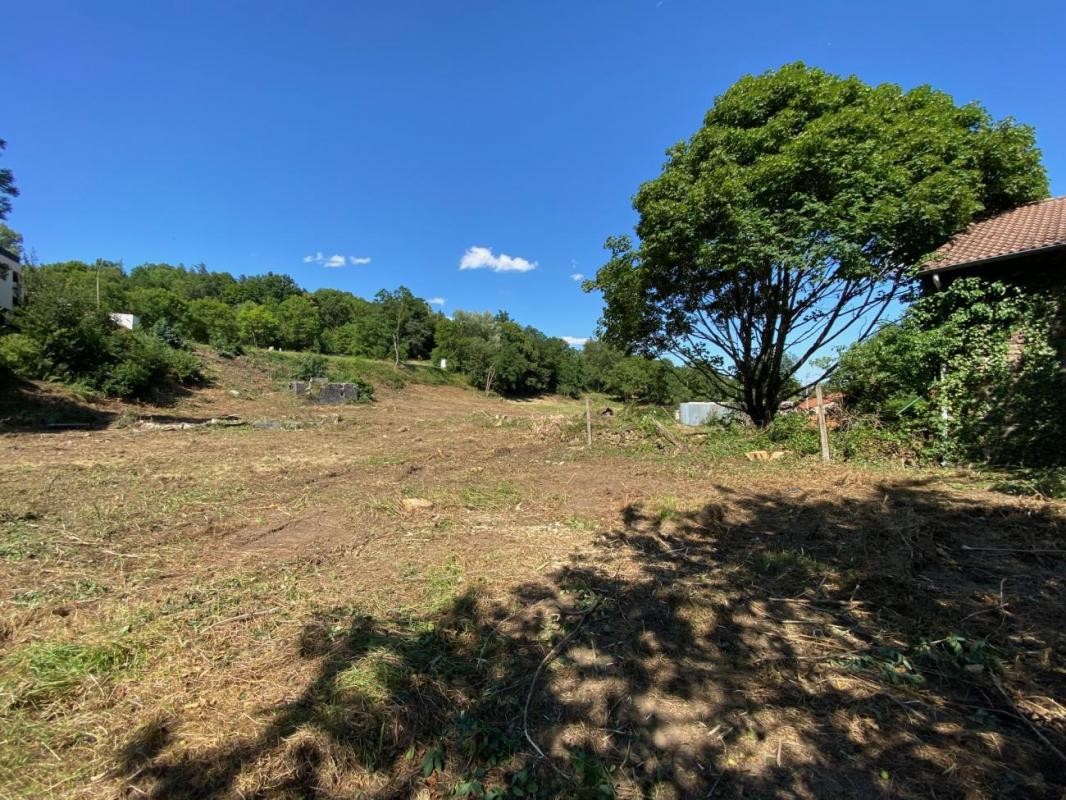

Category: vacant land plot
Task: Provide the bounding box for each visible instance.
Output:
[1,358,1064,799]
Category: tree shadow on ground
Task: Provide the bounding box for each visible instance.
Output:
[116,477,1066,799]
[0,374,117,431]
[0,373,213,432]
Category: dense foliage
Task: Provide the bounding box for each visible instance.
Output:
[589,62,1048,425]
[0,259,718,404]
[0,224,20,257]
[0,262,203,398]
[833,278,1066,466]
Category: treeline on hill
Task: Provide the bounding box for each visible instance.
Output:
[0,260,718,403]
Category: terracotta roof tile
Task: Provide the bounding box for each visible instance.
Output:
[922,196,1066,272]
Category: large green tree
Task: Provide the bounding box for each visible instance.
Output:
[275,294,321,350]
[0,139,16,222]
[312,288,362,331]
[374,287,434,365]
[184,298,238,344]
[236,304,281,348]
[587,63,1048,425]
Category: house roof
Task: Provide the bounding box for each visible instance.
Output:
[796,393,843,413]
[0,246,18,264]
[922,196,1066,273]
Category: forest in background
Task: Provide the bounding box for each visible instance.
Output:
[0,259,727,404]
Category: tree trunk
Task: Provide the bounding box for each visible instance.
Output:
[745,391,778,427]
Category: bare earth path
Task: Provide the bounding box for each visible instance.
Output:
[1,366,1064,799]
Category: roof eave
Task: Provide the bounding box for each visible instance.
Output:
[919,242,1066,277]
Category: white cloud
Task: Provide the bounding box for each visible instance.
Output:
[570,272,585,281]
[561,336,588,347]
[459,246,537,273]
[427,297,446,307]
[302,252,371,268]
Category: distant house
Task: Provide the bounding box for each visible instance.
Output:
[920,196,1066,292]
[109,313,140,330]
[0,245,22,312]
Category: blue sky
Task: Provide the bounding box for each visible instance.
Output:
[5,0,1065,345]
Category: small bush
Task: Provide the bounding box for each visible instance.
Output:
[97,334,170,398]
[293,353,328,381]
[95,333,204,399]
[766,412,820,455]
[148,318,185,349]
[164,347,206,384]
[210,331,244,359]
[835,415,924,462]
[99,357,157,398]
[0,333,47,378]
[351,376,374,402]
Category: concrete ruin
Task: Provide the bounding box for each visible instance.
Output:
[290,378,363,404]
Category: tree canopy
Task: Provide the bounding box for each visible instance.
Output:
[0,139,16,222]
[587,63,1048,425]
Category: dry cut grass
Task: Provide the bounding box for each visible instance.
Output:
[0,356,1064,799]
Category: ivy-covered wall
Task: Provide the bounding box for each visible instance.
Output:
[933,280,1065,465]
[835,274,1066,466]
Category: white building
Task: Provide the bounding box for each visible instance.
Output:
[0,246,21,311]
[109,313,140,330]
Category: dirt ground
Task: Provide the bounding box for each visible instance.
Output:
[1,355,1064,799]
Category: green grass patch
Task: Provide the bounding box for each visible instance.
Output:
[457,482,522,511]
[0,514,47,562]
[249,349,467,392]
[565,514,597,532]
[751,549,825,580]
[424,556,464,612]
[1,640,143,706]
[651,496,680,523]
[982,466,1066,499]
[334,647,412,704]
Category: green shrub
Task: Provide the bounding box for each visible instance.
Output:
[766,412,820,455]
[209,331,243,358]
[834,279,1066,466]
[97,333,203,399]
[352,377,374,402]
[164,347,206,384]
[293,353,328,381]
[0,333,47,378]
[148,318,185,349]
[835,416,924,462]
[98,342,167,398]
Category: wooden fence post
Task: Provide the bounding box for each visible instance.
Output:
[586,397,592,447]
[816,384,831,463]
